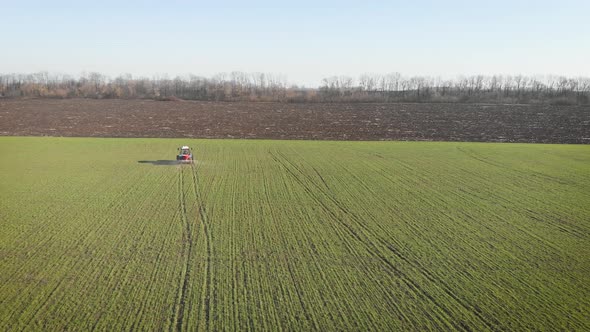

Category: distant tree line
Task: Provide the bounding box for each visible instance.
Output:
[1,71,589,105]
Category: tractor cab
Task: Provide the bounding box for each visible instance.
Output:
[177,146,194,163]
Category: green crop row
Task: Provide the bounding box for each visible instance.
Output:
[0,137,588,331]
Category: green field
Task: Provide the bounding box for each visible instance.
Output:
[1,137,589,331]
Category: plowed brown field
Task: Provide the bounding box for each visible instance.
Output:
[1,99,588,143]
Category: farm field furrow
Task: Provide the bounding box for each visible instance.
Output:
[1,137,589,331]
[1,99,590,143]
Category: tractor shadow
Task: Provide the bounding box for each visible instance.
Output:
[137,160,181,166]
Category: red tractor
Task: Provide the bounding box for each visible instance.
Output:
[176,146,194,163]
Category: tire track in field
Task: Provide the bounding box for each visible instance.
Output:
[456,146,582,188]
[259,166,323,330]
[398,151,586,250]
[361,152,590,328]
[174,166,194,332]
[343,148,565,329]
[189,162,212,331]
[342,157,501,330]
[270,149,497,331]
[456,147,590,240]
[348,156,505,330]
[268,150,441,329]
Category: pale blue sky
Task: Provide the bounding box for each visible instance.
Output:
[2,0,589,86]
